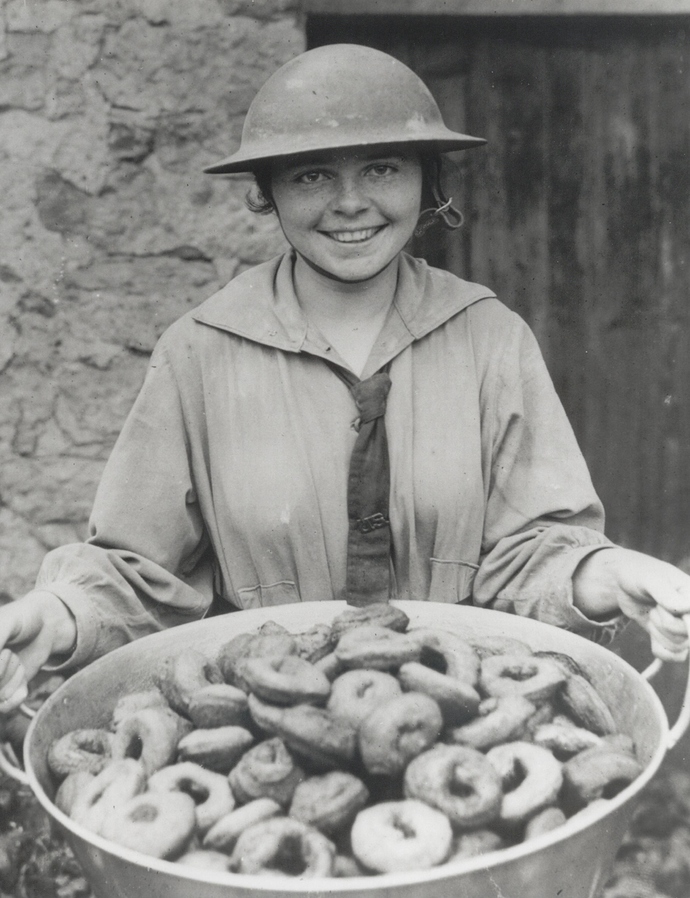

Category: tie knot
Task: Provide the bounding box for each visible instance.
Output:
[351,372,391,426]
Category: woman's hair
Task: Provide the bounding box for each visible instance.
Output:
[244,150,460,231]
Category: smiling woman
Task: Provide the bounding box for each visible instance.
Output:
[0,43,689,716]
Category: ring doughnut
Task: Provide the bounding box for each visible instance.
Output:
[186,683,250,729]
[231,817,336,877]
[486,741,563,824]
[148,761,236,833]
[532,720,602,760]
[237,654,331,706]
[289,771,369,835]
[100,790,197,859]
[111,688,170,729]
[404,744,502,830]
[228,736,305,806]
[203,798,282,852]
[176,849,234,873]
[561,745,643,811]
[350,799,452,874]
[523,806,567,840]
[48,728,114,779]
[480,654,566,704]
[447,695,536,751]
[157,648,225,717]
[54,770,95,817]
[294,624,336,663]
[335,626,420,671]
[177,725,254,774]
[248,695,358,771]
[330,602,410,639]
[70,758,147,833]
[398,662,480,726]
[467,635,533,660]
[448,829,505,862]
[313,651,344,681]
[217,624,297,689]
[558,673,617,736]
[111,707,191,776]
[407,628,480,686]
[359,692,443,776]
[326,669,402,729]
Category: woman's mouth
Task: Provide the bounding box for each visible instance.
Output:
[324,226,385,243]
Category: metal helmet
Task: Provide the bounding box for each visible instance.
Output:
[204,44,485,174]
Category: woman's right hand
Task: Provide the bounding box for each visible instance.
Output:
[0,591,77,714]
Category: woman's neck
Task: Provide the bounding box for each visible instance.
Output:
[292,254,398,376]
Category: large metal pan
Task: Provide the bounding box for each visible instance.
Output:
[3,601,690,898]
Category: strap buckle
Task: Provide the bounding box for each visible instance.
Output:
[355,513,390,533]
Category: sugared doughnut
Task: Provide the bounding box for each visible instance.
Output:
[289,771,369,835]
[237,654,331,706]
[350,800,452,874]
[407,628,480,685]
[398,662,480,726]
[326,669,402,729]
[111,707,190,776]
[447,695,536,751]
[231,817,336,877]
[70,758,147,833]
[486,741,563,824]
[177,725,254,774]
[100,790,196,859]
[359,692,443,776]
[228,736,304,806]
[111,688,170,729]
[148,761,235,833]
[404,744,503,830]
[203,798,282,852]
[47,728,114,779]
[480,654,566,704]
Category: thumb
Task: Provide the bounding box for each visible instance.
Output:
[0,649,29,714]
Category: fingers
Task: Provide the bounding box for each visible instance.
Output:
[647,606,690,663]
[0,650,29,714]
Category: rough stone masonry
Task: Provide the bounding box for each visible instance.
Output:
[0,0,302,598]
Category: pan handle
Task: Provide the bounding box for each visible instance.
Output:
[641,613,690,750]
[0,702,36,786]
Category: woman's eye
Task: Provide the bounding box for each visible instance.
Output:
[369,164,396,176]
[296,171,327,184]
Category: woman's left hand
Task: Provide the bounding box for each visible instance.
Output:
[573,547,690,662]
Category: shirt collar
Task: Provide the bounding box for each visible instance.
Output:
[192,251,496,370]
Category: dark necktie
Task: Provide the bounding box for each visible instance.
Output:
[327,363,392,606]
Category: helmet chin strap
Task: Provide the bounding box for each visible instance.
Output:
[415,196,464,237]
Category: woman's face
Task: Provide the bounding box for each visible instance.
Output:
[269,147,423,283]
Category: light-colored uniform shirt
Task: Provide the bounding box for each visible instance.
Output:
[35,252,616,669]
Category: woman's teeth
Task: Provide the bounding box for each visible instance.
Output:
[328,228,381,243]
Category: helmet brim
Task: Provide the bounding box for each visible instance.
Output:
[203,133,487,175]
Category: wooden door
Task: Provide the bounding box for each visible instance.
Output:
[309,15,690,564]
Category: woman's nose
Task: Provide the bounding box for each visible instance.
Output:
[332,177,369,215]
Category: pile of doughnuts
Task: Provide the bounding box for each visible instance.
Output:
[46,604,644,878]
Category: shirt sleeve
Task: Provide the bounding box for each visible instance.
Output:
[471,311,623,643]
[34,340,214,670]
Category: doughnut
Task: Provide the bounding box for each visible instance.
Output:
[100,790,197,859]
[359,692,443,776]
[404,744,503,830]
[447,695,536,751]
[486,741,563,825]
[333,854,366,878]
[217,623,297,689]
[350,799,452,874]
[398,661,480,726]
[289,771,369,835]
[148,761,235,833]
[479,654,566,704]
[54,770,95,817]
[176,849,234,873]
[532,719,602,759]
[157,648,225,717]
[248,695,358,771]
[294,624,336,663]
[228,736,305,806]
[313,651,344,681]
[534,650,588,679]
[203,798,282,852]
[326,669,402,729]
[177,725,254,773]
[524,806,567,840]
[47,728,114,779]
[330,602,410,639]
[466,635,533,660]
[335,625,420,671]
[111,688,170,729]
[407,628,480,686]
[231,817,336,877]
[237,654,331,705]
[561,745,643,811]
[186,683,250,729]
[70,758,147,833]
[558,673,617,736]
[447,829,505,862]
[111,707,191,776]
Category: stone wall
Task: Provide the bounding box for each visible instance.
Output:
[0,0,302,598]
